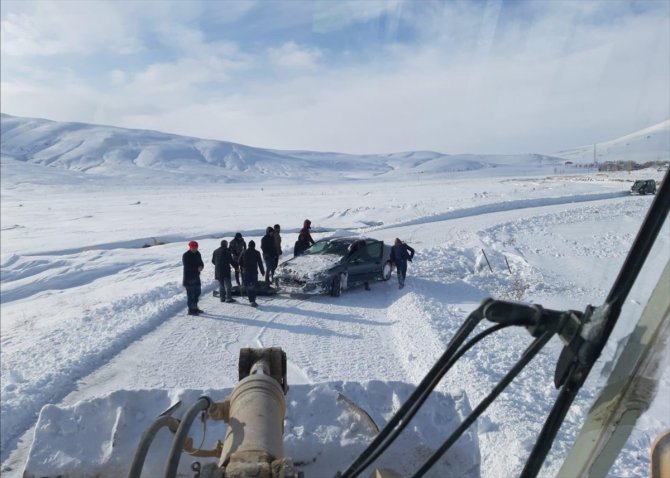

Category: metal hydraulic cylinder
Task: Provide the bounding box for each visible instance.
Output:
[219,368,287,471]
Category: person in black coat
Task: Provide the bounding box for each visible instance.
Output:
[239,240,265,307]
[390,237,415,289]
[300,219,315,246]
[294,232,310,257]
[261,226,278,284]
[211,239,236,303]
[229,233,247,286]
[183,240,204,315]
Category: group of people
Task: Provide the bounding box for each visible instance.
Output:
[182,220,317,313]
[182,218,416,314]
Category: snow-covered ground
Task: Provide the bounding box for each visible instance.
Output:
[1,115,669,477]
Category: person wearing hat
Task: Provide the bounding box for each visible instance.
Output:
[238,240,265,307]
[229,232,247,286]
[300,219,315,246]
[211,239,236,303]
[183,240,205,315]
[390,238,415,289]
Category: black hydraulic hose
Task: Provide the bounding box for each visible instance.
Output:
[520,363,583,478]
[519,172,670,478]
[339,304,489,478]
[411,330,555,477]
[128,415,180,478]
[605,170,670,323]
[163,396,212,478]
[350,323,511,477]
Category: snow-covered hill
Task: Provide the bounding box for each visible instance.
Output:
[552,119,670,164]
[1,113,569,183]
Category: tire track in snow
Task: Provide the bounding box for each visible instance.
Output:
[254,301,314,385]
[370,191,628,231]
[0,282,190,461]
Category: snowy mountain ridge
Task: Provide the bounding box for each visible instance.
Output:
[8,113,668,184]
[553,119,670,165]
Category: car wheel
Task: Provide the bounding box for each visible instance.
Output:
[331,274,342,297]
[382,261,392,281]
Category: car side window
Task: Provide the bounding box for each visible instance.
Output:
[366,242,381,260]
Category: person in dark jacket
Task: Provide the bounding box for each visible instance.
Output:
[261,226,278,284]
[274,224,282,256]
[183,240,204,315]
[239,240,265,307]
[229,232,246,286]
[211,239,236,303]
[300,219,315,246]
[294,232,310,257]
[390,237,415,289]
[273,224,282,280]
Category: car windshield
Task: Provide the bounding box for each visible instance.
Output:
[304,239,351,257]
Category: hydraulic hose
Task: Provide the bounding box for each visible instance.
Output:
[412,329,555,477]
[341,301,504,477]
[339,307,486,477]
[163,396,212,478]
[360,322,511,476]
[519,170,670,477]
[605,169,670,321]
[520,171,670,478]
[128,415,180,478]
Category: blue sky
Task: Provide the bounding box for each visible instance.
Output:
[1,0,669,155]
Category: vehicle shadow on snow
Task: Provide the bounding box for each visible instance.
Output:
[292,281,406,311]
[197,312,361,339]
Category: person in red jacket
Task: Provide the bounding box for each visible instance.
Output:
[300,219,315,246]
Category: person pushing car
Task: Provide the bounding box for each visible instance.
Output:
[390,238,415,289]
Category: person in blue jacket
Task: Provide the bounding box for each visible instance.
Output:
[390,238,415,289]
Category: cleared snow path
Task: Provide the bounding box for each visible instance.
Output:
[1,181,665,478]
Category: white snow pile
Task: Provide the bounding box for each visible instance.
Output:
[1,113,669,478]
[23,383,478,478]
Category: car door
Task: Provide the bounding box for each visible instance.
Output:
[344,240,372,283]
[347,240,380,283]
[363,241,384,281]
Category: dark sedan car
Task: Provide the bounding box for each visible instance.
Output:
[274,236,393,296]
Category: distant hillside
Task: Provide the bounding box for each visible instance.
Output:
[552,119,670,165]
[4,113,664,184]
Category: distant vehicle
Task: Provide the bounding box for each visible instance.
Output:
[631,179,656,195]
[274,237,392,296]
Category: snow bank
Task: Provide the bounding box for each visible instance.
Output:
[23,382,479,477]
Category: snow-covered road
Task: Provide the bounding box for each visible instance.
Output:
[1,171,668,477]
